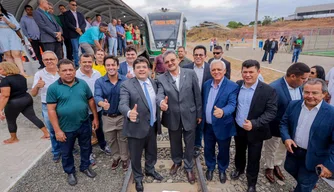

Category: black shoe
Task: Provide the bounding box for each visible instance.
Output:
[219,171,227,184]
[81,167,97,178]
[135,181,144,192]
[145,171,163,181]
[193,146,201,158]
[247,185,256,192]
[231,169,244,180]
[67,173,77,186]
[206,170,213,181]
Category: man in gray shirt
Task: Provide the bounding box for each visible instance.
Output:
[108,19,118,56]
[21,5,44,69]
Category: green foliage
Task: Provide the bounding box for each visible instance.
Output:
[227,21,244,28]
[262,16,272,26]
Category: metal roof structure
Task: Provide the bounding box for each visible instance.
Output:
[295,3,334,16]
[0,0,145,29]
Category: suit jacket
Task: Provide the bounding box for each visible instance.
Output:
[263,39,270,51]
[33,7,62,43]
[118,61,128,76]
[280,100,334,173]
[156,68,202,131]
[202,78,239,140]
[208,58,231,79]
[268,40,279,52]
[182,62,212,89]
[269,77,302,137]
[64,10,86,39]
[235,80,278,143]
[119,77,162,139]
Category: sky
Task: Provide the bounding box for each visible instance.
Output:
[122,0,334,27]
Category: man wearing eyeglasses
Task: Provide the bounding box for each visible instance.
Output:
[208,45,231,79]
[183,45,212,157]
[64,0,86,67]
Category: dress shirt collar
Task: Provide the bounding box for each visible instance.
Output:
[103,73,123,82]
[70,10,77,14]
[301,100,323,111]
[77,68,97,77]
[169,67,181,78]
[194,63,204,69]
[284,77,298,90]
[241,79,259,90]
[137,78,151,86]
[43,68,57,76]
[211,77,224,89]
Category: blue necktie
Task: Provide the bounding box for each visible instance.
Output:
[143,82,154,126]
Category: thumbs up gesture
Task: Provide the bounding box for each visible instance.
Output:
[102,99,110,110]
[213,106,224,118]
[126,71,133,78]
[160,96,168,111]
[243,119,252,131]
[129,104,138,122]
[37,77,45,88]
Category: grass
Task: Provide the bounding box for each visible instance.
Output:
[302,51,334,57]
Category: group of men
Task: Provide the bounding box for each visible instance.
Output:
[20,0,138,69]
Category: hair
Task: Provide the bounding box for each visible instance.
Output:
[193,45,207,55]
[99,22,108,27]
[162,50,178,61]
[213,45,223,51]
[161,46,167,51]
[24,5,33,10]
[57,59,75,69]
[69,0,76,3]
[0,62,20,75]
[85,16,90,20]
[79,53,94,61]
[42,51,58,60]
[104,55,119,66]
[242,59,260,70]
[177,46,186,51]
[58,4,65,8]
[304,78,328,93]
[0,3,9,17]
[286,62,310,77]
[96,14,101,17]
[210,60,226,70]
[48,2,54,6]
[95,49,105,54]
[133,56,150,69]
[125,45,137,54]
[311,65,326,81]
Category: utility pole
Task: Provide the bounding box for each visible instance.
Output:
[252,0,259,50]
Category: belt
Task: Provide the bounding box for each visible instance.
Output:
[102,112,121,117]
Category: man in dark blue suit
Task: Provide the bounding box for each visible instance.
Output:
[118,45,137,78]
[183,45,212,157]
[202,60,239,183]
[264,63,310,183]
[280,78,334,192]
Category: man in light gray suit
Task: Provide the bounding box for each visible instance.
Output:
[33,0,62,59]
[119,57,163,192]
[156,50,202,184]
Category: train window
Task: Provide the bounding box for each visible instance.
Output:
[150,19,180,40]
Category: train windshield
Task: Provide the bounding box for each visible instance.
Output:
[149,19,180,40]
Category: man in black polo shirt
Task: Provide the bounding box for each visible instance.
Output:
[47,59,99,186]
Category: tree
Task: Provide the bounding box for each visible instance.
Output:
[227,21,244,28]
[262,16,272,26]
[237,22,244,26]
[249,21,261,25]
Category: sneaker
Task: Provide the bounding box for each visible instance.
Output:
[53,154,61,163]
[90,153,96,166]
[101,145,111,155]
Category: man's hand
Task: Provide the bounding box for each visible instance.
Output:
[129,104,138,122]
[126,71,133,78]
[284,139,297,154]
[160,96,168,111]
[213,106,224,118]
[151,73,155,79]
[92,118,99,130]
[197,118,202,124]
[75,28,82,33]
[0,111,5,121]
[243,119,252,131]
[317,164,333,178]
[36,77,45,88]
[55,130,67,142]
[102,99,110,110]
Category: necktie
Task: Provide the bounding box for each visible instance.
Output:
[143,82,154,126]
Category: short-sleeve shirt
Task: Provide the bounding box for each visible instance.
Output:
[46,78,93,132]
[154,55,166,73]
[294,38,304,49]
[32,69,59,103]
[79,26,105,45]
[0,74,28,100]
[92,63,107,76]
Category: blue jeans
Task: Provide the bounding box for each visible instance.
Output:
[89,111,106,150]
[284,148,319,192]
[262,51,268,61]
[292,48,301,63]
[204,124,231,172]
[60,120,92,174]
[269,49,276,63]
[108,37,118,56]
[117,36,126,56]
[194,123,203,148]
[71,37,80,67]
[42,104,61,159]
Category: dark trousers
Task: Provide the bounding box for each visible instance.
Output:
[261,51,268,61]
[128,124,157,182]
[89,111,106,150]
[5,94,44,133]
[269,49,276,63]
[117,36,126,56]
[194,123,203,147]
[60,120,92,174]
[30,40,44,67]
[63,37,73,60]
[169,123,195,171]
[284,148,319,192]
[43,42,62,59]
[204,123,231,172]
[234,134,263,186]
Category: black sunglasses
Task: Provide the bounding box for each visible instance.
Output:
[213,52,221,55]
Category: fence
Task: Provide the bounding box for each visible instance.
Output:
[303,28,334,52]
